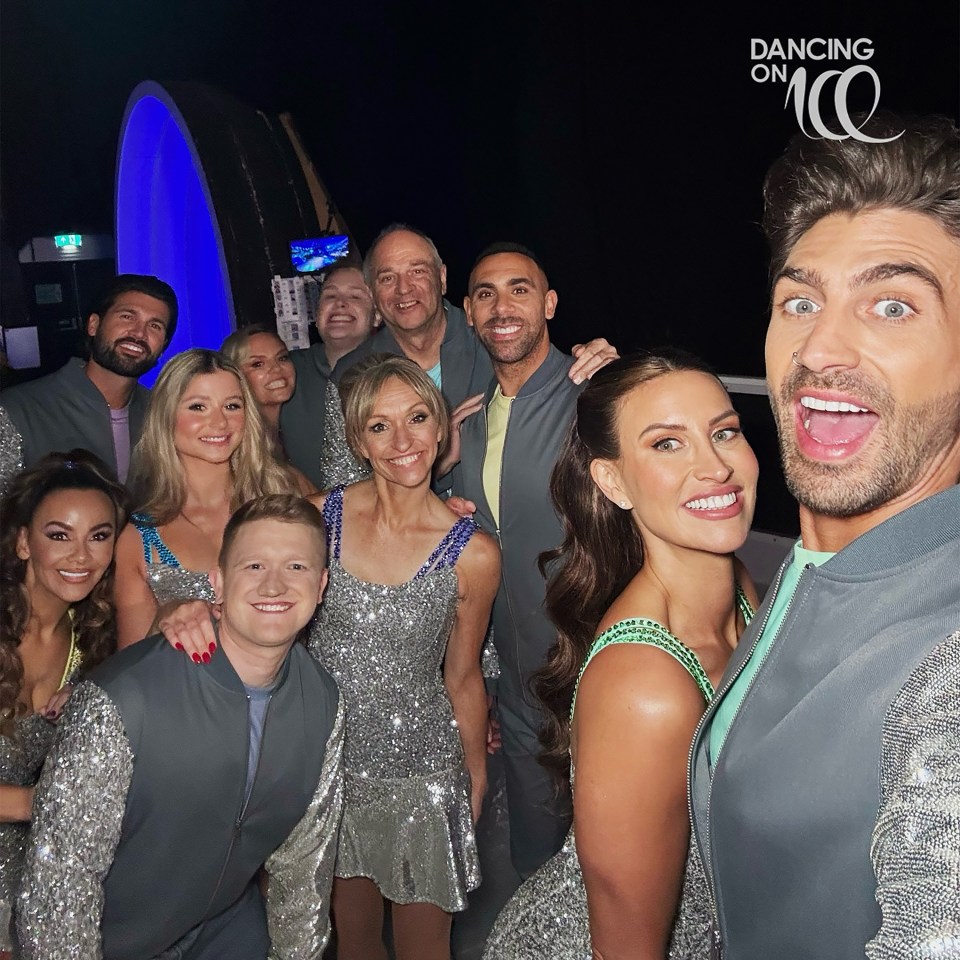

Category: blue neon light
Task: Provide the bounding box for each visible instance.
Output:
[116,83,234,386]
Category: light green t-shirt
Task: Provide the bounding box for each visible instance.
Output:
[481,385,514,530]
[708,541,834,764]
[425,361,442,390]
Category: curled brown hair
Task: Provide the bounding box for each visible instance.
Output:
[535,351,722,787]
[0,450,129,736]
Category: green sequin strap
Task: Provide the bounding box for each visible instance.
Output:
[570,585,754,722]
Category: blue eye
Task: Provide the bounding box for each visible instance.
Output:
[872,299,914,320]
[782,297,820,316]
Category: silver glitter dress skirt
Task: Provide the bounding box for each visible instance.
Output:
[308,560,480,912]
[1,713,57,953]
[483,826,712,959]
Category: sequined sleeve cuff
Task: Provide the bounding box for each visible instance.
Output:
[17,682,133,960]
[265,695,345,960]
[0,405,24,497]
[867,630,960,960]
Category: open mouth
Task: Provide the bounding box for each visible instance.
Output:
[58,569,92,583]
[684,492,737,511]
[485,321,523,338]
[116,339,147,356]
[395,300,420,312]
[388,452,423,467]
[200,435,231,445]
[795,393,879,460]
[264,379,289,391]
[252,602,294,613]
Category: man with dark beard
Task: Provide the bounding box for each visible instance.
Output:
[689,114,960,960]
[0,274,176,488]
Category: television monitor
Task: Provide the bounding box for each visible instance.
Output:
[289,234,350,273]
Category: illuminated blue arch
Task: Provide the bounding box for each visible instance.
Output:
[116,81,234,386]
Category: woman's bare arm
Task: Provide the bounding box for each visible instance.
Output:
[444,531,500,823]
[113,524,159,649]
[573,643,707,960]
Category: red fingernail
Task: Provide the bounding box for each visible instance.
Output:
[208,642,216,653]
[175,642,184,652]
[201,651,211,663]
[192,653,202,663]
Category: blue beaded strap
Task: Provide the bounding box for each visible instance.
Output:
[321,486,345,561]
[131,512,180,567]
[413,517,478,579]
[322,485,476,577]
[570,586,755,721]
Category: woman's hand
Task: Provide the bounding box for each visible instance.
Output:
[40,684,73,721]
[0,784,34,823]
[569,339,619,384]
[470,769,488,825]
[435,393,485,479]
[155,599,219,663]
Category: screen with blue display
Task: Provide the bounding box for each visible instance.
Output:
[290,234,350,273]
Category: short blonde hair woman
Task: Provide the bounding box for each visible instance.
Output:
[114,349,300,648]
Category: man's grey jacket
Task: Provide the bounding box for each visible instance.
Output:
[456,346,582,713]
[0,357,150,484]
[18,635,344,960]
[689,484,960,959]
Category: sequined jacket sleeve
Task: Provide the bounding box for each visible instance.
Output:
[265,695,345,960]
[867,630,960,960]
[17,682,133,960]
[0,404,24,496]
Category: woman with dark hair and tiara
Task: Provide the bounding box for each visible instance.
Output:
[0,450,128,951]
[483,352,760,960]
[307,356,500,960]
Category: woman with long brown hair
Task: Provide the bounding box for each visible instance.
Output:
[484,352,760,960]
[113,348,300,649]
[0,450,127,948]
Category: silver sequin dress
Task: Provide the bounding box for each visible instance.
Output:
[131,514,217,606]
[0,404,24,496]
[318,379,372,491]
[483,601,754,960]
[1,635,84,955]
[307,485,481,911]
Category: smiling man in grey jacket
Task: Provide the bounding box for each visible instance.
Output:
[456,242,617,879]
[19,496,343,960]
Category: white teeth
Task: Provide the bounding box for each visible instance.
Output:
[685,492,737,511]
[390,453,421,466]
[254,603,292,612]
[491,324,521,335]
[58,570,90,581]
[800,396,869,413]
[201,436,228,442]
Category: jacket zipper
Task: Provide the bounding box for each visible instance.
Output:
[686,560,810,959]
[200,694,273,918]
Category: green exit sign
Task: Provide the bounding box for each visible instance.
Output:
[54,234,83,248]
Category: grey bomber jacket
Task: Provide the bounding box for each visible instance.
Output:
[689,483,960,959]
[18,634,344,960]
[0,357,150,485]
[455,345,583,712]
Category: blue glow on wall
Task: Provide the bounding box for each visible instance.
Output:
[116,84,234,386]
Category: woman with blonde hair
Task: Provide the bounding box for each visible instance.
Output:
[307,355,500,960]
[113,348,300,649]
[0,450,127,948]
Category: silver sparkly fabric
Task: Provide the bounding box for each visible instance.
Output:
[17,682,134,959]
[868,629,960,960]
[146,563,216,606]
[0,404,24,496]
[318,379,370,491]
[266,697,345,960]
[0,714,56,951]
[484,618,720,959]
[307,559,480,911]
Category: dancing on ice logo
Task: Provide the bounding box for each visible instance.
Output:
[750,38,903,142]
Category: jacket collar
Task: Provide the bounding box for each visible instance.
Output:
[482,344,572,404]
[205,622,296,694]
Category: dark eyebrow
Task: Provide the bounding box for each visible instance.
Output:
[774,266,826,289]
[851,261,944,303]
[507,275,537,287]
[710,408,738,426]
[470,281,496,295]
